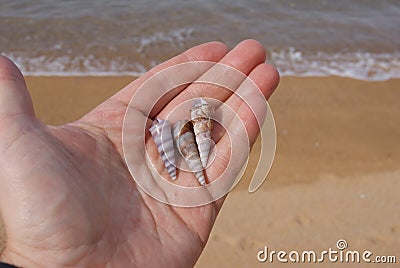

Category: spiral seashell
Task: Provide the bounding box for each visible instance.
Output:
[173,120,206,186]
[190,98,214,168]
[149,119,177,180]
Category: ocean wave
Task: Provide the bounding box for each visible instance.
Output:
[270,48,400,81]
[2,53,146,77]
[3,48,400,81]
[138,28,194,53]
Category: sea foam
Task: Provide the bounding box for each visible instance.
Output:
[4,48,399,81]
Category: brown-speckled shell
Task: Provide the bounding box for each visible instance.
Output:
[173,120,206,186]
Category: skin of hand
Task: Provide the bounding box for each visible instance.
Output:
[0,40,279,267]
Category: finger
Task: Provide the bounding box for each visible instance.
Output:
[213,63,280,143]
[94,41,229,115]
[157,39,266,118]
[0,55,35,120]
[207,63,279,183]
[0,55,40,164]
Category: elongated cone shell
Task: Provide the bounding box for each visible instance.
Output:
[190,98,214,168]
[173,120,206,186]
[149,119,177,180]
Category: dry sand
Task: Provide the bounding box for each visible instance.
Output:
[1,76,399,267]
[197,171,400,267]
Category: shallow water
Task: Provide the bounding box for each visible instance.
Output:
[1,0,399,80]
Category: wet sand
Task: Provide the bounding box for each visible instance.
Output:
[1,76,399,266]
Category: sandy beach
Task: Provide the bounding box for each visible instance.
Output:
[1,76,399,266]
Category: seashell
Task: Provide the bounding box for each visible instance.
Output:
[173,120,206,186]
[149,119,177,180]
[190,98,214,168]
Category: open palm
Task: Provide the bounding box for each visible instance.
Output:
[0,40,279,267]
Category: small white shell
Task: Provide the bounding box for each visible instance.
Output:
[149,119,177,180]
[190,98,214,168]
[173,120,206,186]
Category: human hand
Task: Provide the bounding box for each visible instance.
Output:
[0,40,279,267]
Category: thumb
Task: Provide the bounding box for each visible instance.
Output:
[0,55,35,119]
